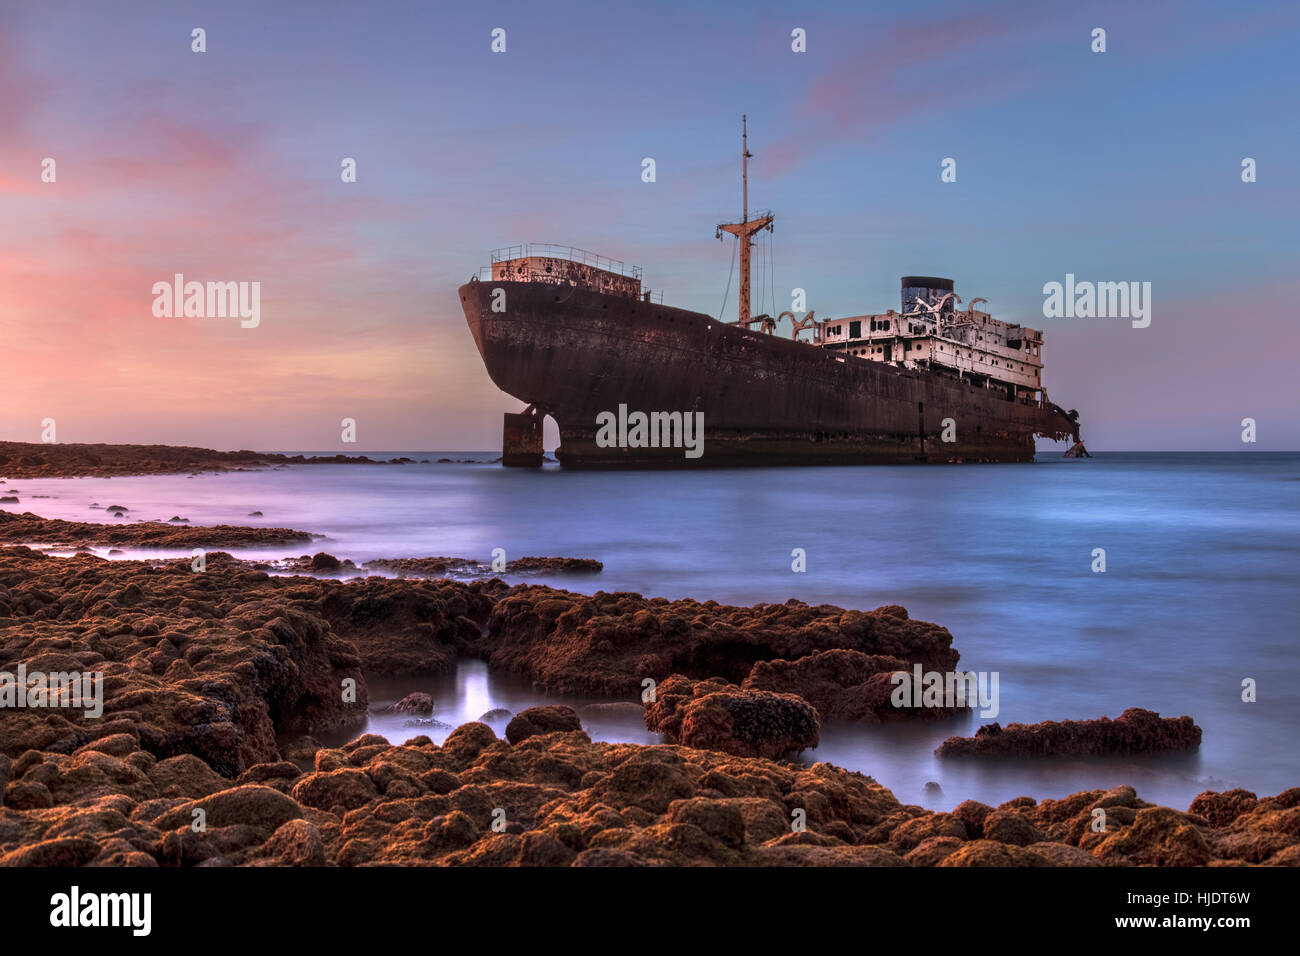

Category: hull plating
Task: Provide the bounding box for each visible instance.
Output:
[459,281,1078,467]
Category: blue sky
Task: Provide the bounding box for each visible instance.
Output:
[3,0,1297,449]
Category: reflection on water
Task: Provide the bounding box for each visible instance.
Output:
[810,718,1211,811]
[316,659,662,751]
[314,660,1217,813]
[8,451,1299,810]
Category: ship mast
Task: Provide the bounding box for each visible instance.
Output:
[717,115,774,326]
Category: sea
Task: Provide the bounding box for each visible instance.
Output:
[5,451,1297,812]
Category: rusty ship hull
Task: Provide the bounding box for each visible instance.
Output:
[458,279,1080,467]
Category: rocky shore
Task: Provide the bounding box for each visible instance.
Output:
[0,513,606,583]
[936,709,1203,758]
[0,511,316,550]
[364,555,603,576]
[0,542,1291,866]
[0,441,415,479]
[483,588,960,697]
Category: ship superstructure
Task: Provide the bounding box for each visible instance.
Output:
[816,276,1051,409]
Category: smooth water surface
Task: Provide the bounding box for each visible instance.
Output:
[6,451,1296,810]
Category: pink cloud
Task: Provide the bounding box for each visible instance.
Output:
[764,7,1039,177]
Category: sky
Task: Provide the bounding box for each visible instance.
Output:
[2,0,1297,451]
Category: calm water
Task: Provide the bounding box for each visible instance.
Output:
[5,451,1297,811]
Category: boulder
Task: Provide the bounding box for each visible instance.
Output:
[643,675,819,759]
[505,705,583,744]
[936,709,1202,757]
[389,692,434,716]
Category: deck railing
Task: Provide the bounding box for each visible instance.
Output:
[489,244,642,281]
